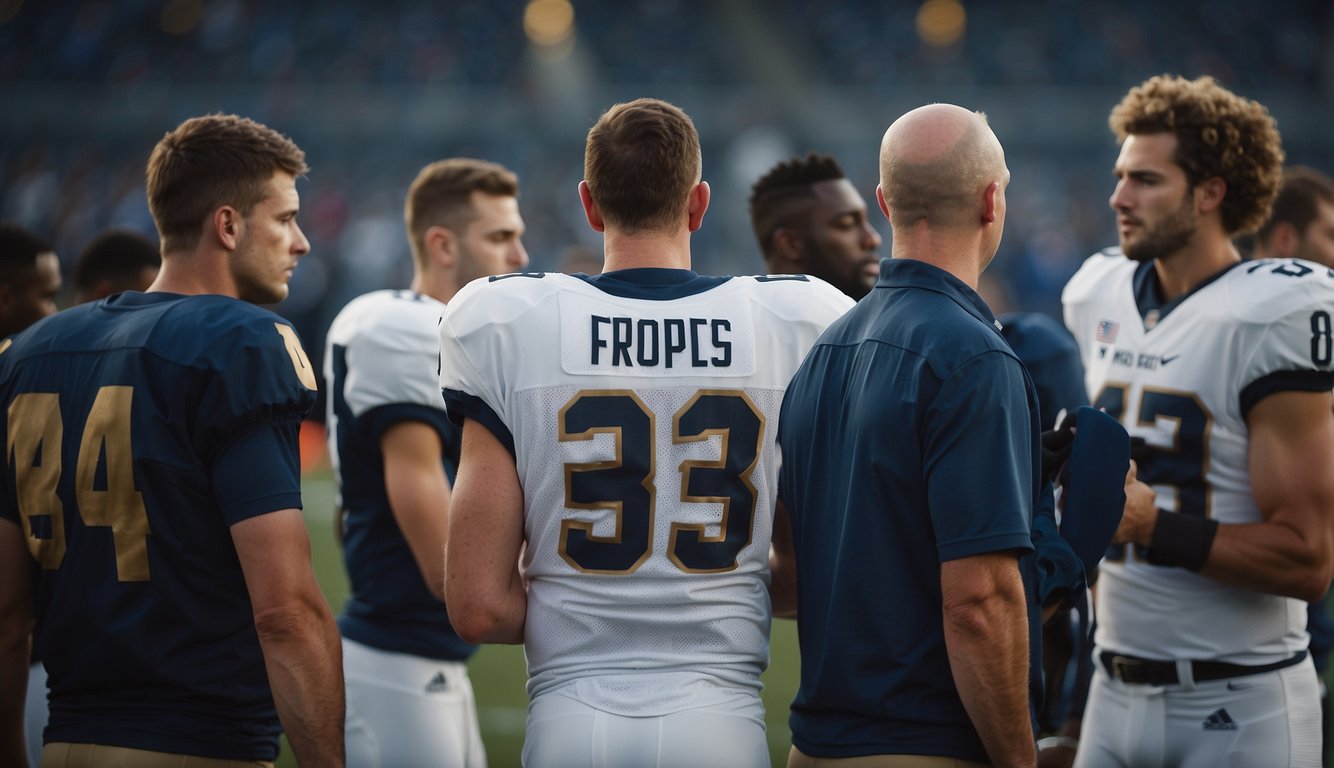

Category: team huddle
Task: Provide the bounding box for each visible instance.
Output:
[3,74,1334,768]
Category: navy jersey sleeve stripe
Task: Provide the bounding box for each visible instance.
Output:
[442,388,515,458]
[360,402,452,445]
[1239,369,1334,418]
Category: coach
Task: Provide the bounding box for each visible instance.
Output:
[778,103,1037,767]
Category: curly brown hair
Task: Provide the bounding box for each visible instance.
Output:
[1109,75,1284,236]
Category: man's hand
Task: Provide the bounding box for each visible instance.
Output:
[1112,460,1157,546]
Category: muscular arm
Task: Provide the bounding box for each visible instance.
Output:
[941,552,1036,768]
[382,421,451,601]
[0,519,34,768]
[1205,390,1334,600]
[1120,390,1334,601]
[768,500,797,620]
[444,418,526,644]
[232,510,345,768]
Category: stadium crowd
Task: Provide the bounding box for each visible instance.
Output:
[4,2,1334,767]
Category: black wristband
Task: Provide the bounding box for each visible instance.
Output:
[1146,510,1218,571]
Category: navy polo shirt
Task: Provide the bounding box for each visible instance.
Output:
[779,258,1040,762]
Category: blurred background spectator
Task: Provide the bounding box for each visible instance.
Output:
[2,0,1331,376]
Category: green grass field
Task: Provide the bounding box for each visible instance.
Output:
[280,472,803,768]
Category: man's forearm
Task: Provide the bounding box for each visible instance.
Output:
[256,603,346,767]
[944,597,1035,767]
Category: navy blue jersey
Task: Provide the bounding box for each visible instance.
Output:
[323,289,474,661]
[0,292,317,760]
[779,259,1039,761]
[998,311,1088,429]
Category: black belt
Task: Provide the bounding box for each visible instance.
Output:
[1100,650,1307,686]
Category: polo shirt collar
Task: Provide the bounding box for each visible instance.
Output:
[875,257,1000,331]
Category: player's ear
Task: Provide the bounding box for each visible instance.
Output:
[981,181,1000,224]
[214,206,241,251]
[579,181,605,233]
[875,185,891,222]
[770,228,804,267]
[1268,222,1299,258]
[425,225,456,268]
[1194,176,1227,214]
[687,181,710,232]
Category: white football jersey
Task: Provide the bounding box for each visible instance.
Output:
[439,271,852,715]
[1063,251,1334,663]
[324,289,447,505]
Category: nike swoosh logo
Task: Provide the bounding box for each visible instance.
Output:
[1226,681,1248,691]
[1160,355,1181,365]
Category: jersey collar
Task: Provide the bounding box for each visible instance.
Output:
[576,268,732,300]
[1132,259,1241,330]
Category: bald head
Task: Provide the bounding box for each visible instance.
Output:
[878,104,1007,231]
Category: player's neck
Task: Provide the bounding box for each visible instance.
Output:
[600,228,692,272]
[148,253,239,298]
[412,271,459,304]
[1153,236,1240,302]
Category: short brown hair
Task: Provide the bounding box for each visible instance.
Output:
[584,98,701,233]
[404,158,519,265]
[1110,75,1284,236]
[1256,166,1334,246]
[146,114,308,254]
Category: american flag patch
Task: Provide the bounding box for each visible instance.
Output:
[1096,319,1119,343]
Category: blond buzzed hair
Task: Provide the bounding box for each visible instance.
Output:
[879,109,1003,231]
[146,114,307,254]
[1110,75,1284,236]
[404,158,519,266]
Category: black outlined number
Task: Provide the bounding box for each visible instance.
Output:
[558,389,762,574]
[1311,311,1331,366]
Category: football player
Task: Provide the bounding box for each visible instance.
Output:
[1251,164,1334,767]
[1063,75,1334,767]
[748,152,882,300]
[1252,166,1334,269]
[71,229,161,304]
[439,98,853,767]
[0,223,60,339]
[0,114,343,767]
[324,157,527,768]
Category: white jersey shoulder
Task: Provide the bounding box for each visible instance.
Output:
[1061,250,1334,665]
[325,289,446,418]
[1213,258,1334,390]
[1061,247,1133,314]
[439,270,848,715]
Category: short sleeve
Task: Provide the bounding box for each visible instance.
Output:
[1238,300,1334,418]
[438,284,516,454]
[213,419,304,525]
[195,316,317,458]
[341,312,444,418]
[923,351,1036,562]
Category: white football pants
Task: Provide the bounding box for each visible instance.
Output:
[342,637,486,768]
